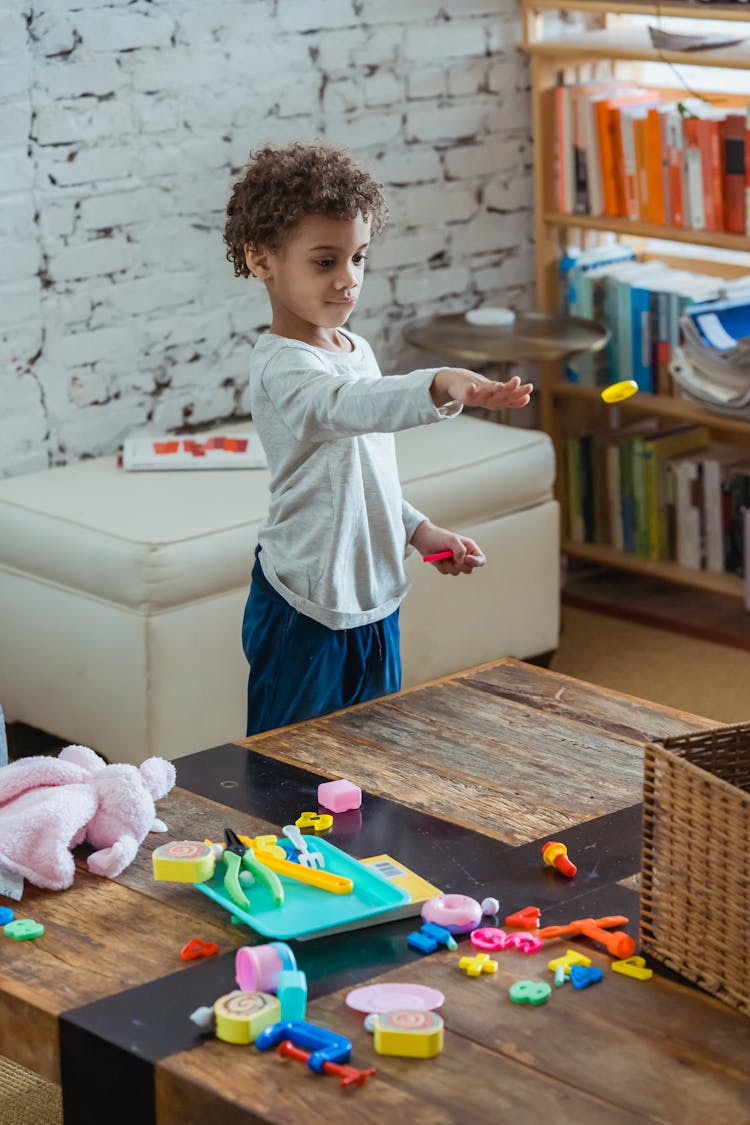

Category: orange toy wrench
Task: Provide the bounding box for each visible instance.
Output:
[538,914,635,959]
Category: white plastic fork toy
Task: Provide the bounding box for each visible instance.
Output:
[282,824,325,869]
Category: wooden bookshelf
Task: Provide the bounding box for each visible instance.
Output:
[521,0,750,600]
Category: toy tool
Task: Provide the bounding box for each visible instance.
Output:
[538,914,635,959]
[255,1020,375,1088]
[221,829,285,909]
[542,840,577,877]
[282,824,325,869]
[254,848,353,894]
[601,379,638,403]
[423,550,453,562]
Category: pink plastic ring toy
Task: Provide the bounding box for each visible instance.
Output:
[421,894,483,935]
[235,942,297,994]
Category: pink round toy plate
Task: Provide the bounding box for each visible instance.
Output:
[345,982,445,1014]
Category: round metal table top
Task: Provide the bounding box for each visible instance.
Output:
[402,311,609,365]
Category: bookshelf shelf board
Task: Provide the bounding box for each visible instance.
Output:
[551,382,750,439]
[562,541,746,598]
[542,213,750,253]
[522,27,750,69]
[524,0,750,22]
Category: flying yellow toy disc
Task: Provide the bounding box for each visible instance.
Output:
[601,380,638,403]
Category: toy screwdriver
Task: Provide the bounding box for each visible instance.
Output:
[221,828,285,909]
[538,914,635,959]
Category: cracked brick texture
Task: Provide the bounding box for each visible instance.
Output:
[0,0,533,477]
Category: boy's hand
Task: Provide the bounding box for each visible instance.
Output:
[431,368,533,410]
[411,521,485,575]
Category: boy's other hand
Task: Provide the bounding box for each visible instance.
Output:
[431,368,533,410]
[411,521,485,575]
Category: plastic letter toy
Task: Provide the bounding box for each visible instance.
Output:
[601,379,638,404]
[612,956,653,981]
[294,812,333,834]
[408,921,457,954]
[504,931,543,954]
[471,927,508,951]
[0,907,14,926]
[509,980,552,1005]
[542,840,577,877]
[459,952,498,977]
[554,965,566,987]
[366,1009,444,1058]
[547,949,591,976]
[3,919,44,941]
[569,964,603,990]
[317,779,362,812]
[214,991,280,1045]
[505,906,541,930]
[152,841,215,883]
[180,938,219,962]
[278,970,308,1022]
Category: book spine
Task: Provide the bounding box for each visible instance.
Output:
[634,115,649,221]
[619,439,635,554]
[631,436,649,556]
[666,109,686,228]
[598,100,619,217]
[684,117,705,231]
[566,436,584,542]
[606,441,624,551]
[620,112,639,221]
[720,114,746,235]
[645,107,664,225]
[746,101,750,235]
[675,461,702,570]
[659,107,671,227]
[703,457,724,572]
[697,117,722,233]
[572,88,589,214]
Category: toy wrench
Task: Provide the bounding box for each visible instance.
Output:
[252,848,353,894]
[221,829,285,909]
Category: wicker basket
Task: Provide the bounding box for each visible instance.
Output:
[641,724,750,1016]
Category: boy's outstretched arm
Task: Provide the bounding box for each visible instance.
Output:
[410,520,485,576]
[431,368,533,411]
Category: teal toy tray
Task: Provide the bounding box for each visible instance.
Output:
[195,837,410,940]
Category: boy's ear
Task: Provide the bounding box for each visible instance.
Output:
[245,244,270,280]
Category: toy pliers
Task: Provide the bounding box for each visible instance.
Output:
[221,828,285,909]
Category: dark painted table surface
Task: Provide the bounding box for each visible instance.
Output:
[1,659,748,1124]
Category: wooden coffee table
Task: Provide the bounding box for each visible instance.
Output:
[1,659,748,1125]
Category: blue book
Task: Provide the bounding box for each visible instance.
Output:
[630,283,654,392]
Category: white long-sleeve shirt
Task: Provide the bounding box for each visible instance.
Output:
[249,329,461,629]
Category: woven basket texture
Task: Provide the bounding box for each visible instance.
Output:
[641,723,749,1016]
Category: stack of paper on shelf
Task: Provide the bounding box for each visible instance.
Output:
[671,297,750,418]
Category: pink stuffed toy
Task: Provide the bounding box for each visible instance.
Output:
[0,744,176,890]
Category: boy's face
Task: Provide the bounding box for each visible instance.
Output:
[250,212,371,341]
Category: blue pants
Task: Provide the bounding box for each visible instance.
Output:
[242,549,401,736]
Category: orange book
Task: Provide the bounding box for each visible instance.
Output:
[633,114,650,221]
[600,90,658,217]
[697,117,723,231]
[719,113,746,234]
[645,106,666,225]
[683,116,705,230]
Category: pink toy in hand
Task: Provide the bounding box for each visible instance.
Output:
[0,745,175,891]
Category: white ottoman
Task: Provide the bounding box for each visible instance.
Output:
[0,416,558,764]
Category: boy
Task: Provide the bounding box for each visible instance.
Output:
[224,142,532,736]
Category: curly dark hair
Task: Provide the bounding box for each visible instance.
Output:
[224,142,388,278]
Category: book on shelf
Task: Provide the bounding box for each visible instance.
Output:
[119,432,267,471]
[554,81,749,235]
[564,425,749,576]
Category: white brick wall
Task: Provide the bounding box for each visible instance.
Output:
[0,0,533,477]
